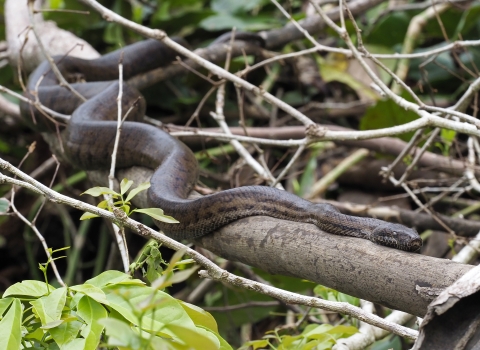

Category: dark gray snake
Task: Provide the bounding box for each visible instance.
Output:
[20,38,422,252]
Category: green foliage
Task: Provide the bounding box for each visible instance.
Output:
[435,128,457,157]
[241,324,358,350]
[314,285,360,307]
[199,0,278,31]
[130,243,198,287]
[365,11,412,47]
[293,143,332,197]
[453,3,480,39]
[0,298,21,350]
[360,97,420,142]
[317,54,379,101]
[0,198,9,214]
[371,335,403,350]
[80,178,179,224]
[1,269,231,349]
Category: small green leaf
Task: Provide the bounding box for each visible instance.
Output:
[41,319,64,329]
[49,318,83,346]
[85,271,132,288]
[97,200,109,209]
[59,338,85,350]
[98,318,139,347]
[180,301,218,333]
[77,296,107,349]
[146,264,162,284]
[133,208,179,223]
[125,181,151,203]
[168,266,200,285]
[441,128,456,144]
[120,204,130,215]
[69,284,109,305]
[82,187,119,197]
[80,212,100,220]
[3,280,55,298]
[240,339,270,350]
[30,287,67,326]
[327,325,358,338]
[0,298,22,350]
[360,96,420,142]
[120,178,134,195]
[0,298,13,316]
[0,198,9,214]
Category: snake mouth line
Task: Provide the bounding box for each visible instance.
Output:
[373,236,422,252]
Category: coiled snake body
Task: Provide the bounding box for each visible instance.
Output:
[20,39,422,252]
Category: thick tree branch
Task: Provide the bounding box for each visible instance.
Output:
[84,166,472,317]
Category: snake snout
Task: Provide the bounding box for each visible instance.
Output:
[372,223,422,252]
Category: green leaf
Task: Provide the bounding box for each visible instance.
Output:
[30,287,67,326]
[168,265,200,285]
[103,22,125,46]
[319,55,379,101]
[80,212,100,220]
[240,339,270,350]
[97,200,109,209]
[146,263,162,284]
[365,11,411,46]
[327,325,358,338]
[211,0,265,14]
[69,284,109,305]
[0,298,22,350]
[297,148,320,197]
[120,204,130,215]
[200,13,277,31]
[454,3,480,38]
[98,317,140,347]
[180,301,218,332]
[85,270,132,288]
[61,338,86,350]
[0,298,14,316]
[133,208,179,223]
[302,323,333,338]
[3,280,55,298]
[360,97,420,142]
[0,198,9,214]
[120,178,134,195]
[337,292,360,306]
[125,181,151,203]
[77,296,107,350]
[42,319,65,329]
[81,187,119,197]
[114,279,146,286]
[49,318,83,346]
[103,284,220,349]
[441,128,456,144]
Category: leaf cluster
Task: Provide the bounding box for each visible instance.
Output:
[241,324,358,350]
[80,179,178,224]
[0,270,231,350]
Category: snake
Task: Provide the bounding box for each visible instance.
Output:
[20,37,422,252]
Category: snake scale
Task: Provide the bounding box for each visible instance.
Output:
[20,38,422,252]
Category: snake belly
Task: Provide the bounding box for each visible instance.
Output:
[20,39,422,252]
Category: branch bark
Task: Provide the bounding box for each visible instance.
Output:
[87,167,472,317]
[172,125,475,177]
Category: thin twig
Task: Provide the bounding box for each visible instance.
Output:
[0,157,418,339]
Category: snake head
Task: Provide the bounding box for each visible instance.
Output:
[371,223,422,252]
